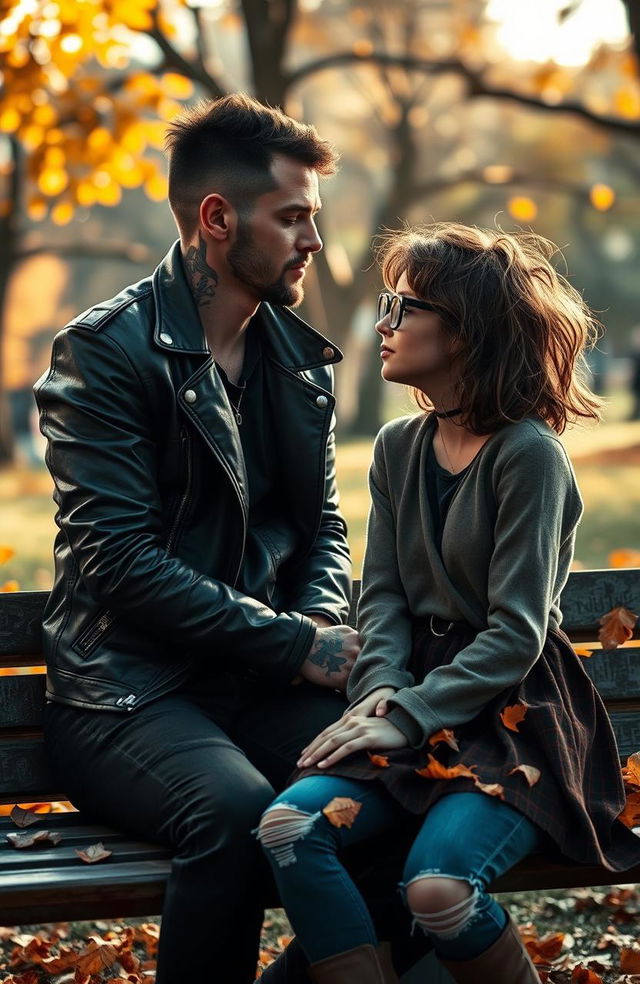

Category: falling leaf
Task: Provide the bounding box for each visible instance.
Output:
[322,797,362,829]
[621,946,640,973]
[474,779,505,799]
[623,752,640,789]
[0,546,15,564]
[367,752,390,767]
[10,805,42,828]
[428,728,460,751]
[509,764,541,787]
[573,645,594,658]
[6,829,62,849]
[415,754,477,780]
[571,966,604,983]
[598,606,638,649]
[617,788,640,828]
[75,842,112,864]
[500,702,529,732]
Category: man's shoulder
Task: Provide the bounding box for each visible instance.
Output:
[68,276,154,337]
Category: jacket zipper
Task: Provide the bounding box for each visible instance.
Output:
[74,610,116,657]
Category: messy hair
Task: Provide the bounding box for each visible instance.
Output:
[378,222,602,434]
[165,93,338,237]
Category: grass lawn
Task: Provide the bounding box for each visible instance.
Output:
[1,411,640,589]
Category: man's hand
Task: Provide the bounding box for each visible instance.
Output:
[296,713,408,769]
[298,624,360,692]
[346,686,397,719]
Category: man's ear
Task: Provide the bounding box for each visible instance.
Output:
[200,193,235,241]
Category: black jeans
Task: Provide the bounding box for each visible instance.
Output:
[45,672,348,984]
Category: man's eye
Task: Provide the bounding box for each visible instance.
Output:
[282,216,298,225]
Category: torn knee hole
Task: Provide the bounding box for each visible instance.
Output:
[256,804,320,868]
[406,876,478,940]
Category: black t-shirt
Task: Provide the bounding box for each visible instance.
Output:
[425,437,470,553]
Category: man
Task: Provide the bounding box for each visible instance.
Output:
[35,94,360,984]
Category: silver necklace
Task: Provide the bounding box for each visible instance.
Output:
[438,425,456,474]
[229,383,246,426]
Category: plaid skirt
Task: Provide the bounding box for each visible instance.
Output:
[292,619,640,872]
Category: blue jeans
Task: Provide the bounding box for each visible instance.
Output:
[259,776,542,963]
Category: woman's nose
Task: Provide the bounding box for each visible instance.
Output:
[375,317,393,338]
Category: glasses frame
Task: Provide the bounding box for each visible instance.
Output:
[376,290,442,331]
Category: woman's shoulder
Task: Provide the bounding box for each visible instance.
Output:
[488,418,576,477]
[376,412,433,448]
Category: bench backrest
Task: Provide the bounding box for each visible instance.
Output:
[1,570,639,805]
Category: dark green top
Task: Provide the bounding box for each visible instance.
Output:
[347,413,583,748]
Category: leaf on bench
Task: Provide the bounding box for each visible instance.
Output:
[500,701,529,733]
[74,841,113,864]
[322,797,362,829]
[5,829,62,849]
[509,764,541,787]
[598,606,638,649]
[10,805,41,828]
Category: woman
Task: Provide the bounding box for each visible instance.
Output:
[257,224,640,984]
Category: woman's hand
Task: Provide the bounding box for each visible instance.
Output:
[345,686,397,719]
[296,712,408,770]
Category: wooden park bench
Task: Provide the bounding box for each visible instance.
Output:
[1,569,639,982]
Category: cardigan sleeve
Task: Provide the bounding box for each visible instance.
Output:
[346,429,417,712]
[384,428,583,747]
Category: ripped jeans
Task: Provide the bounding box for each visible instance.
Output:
[258,776,542,963]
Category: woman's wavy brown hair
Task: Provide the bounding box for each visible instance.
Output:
[378,223,602,434]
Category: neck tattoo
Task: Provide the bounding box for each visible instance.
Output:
[184,234,219,308]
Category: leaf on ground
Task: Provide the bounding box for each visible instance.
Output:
[500,702,529,732]
[3,973,40,984]
[525,930,565,963]
[74,936,118,975]
[598,606,638,649]
[617,788,640,828]
[133,923,160,957]
[75,842,112,864]
[573,645,594,658]
[571,966,604,983]
[509,764,541,787]
[473,778,505,799]
[322,797,362,828]
[428,728,460,751]
[10,805,42,828]
[6,829,62,849]
[608,548,640,568]
[415,754,477,780]
[621,945,640,973]
[367,752,390,767]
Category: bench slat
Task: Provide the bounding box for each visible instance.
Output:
[0,592,49,656]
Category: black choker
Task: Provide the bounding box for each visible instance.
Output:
[434,407,463,419]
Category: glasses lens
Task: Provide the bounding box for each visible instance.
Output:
[389,294,402,330]
[377,292,390,322]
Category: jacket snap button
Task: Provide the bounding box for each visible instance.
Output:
[184,389,197,404]
[322,346,335,359]
[315,395,329,409]
[160,332,174,345]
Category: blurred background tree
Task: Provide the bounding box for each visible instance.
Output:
[0,0,639,461]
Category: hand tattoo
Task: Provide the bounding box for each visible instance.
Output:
[309,630,348,677]
[184,234,219,307]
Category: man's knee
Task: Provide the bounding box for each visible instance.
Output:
[176,774,275,852]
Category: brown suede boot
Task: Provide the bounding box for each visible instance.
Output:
[439,914,540,983]
[307,942,399,983]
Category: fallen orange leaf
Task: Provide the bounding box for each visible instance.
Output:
[6,829,62,849]
[428,728,460,751]
[598,606,638,649]
[571,965,603,983]
[622,752,640,789]
[10,805,41,828]
[367,752,390,767]
[525,930,565,963]
[620,945,640,973]
[322,796,362,828]
[509,764,541,787]
[617,788,640,828]
[415,754,477,780]
[500,702,529,733]
[74,937,119,975]
[474,779,505,799]
[75,842,113,864]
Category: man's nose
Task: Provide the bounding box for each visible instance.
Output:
[299,219,323,254]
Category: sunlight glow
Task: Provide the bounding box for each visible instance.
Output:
[485,0,629,65]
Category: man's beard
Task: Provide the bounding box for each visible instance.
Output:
[227,218,305,307]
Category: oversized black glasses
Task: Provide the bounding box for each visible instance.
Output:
[376,290,440,330]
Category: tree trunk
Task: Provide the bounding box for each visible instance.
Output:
[0,138,21,465]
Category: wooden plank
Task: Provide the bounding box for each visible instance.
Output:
[0,592,48,656]
[609,709,640,761]
[0,737,59,803]
[584,648,640,697]
[0,675,46,729]
[560,569,640,640]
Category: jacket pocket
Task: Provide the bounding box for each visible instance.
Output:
[72,609,116,659]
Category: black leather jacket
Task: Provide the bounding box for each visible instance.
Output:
[35,242,352,713]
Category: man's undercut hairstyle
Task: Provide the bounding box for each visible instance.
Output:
[165,93,339,237]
